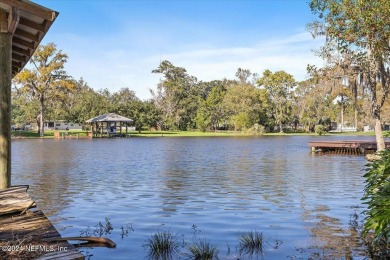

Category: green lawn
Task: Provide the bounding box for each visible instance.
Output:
[129,130,377,137]
[11,130,89,138]
[129,130,249,137]
[326,131,376,136]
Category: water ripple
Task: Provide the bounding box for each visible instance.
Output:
[11,136,369,259]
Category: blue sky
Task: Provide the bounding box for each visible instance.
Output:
[34,0,324,100]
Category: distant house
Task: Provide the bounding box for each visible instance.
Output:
[31,120,82,131]
[329,122,357,132]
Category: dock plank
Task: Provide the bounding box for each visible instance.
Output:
[0,187,84,260]
[0,186,36,215]
[38,250,85,260]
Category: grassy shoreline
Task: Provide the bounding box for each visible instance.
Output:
[11,130,377,139]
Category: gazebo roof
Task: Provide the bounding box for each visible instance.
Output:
[86,113,134,123]
[0,0,59,77]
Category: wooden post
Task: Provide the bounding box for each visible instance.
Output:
[95,122,98,137]
[0,9,12,189]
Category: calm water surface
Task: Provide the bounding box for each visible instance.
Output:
[12,136,369,259]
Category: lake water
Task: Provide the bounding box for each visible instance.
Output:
[11,136,370,259]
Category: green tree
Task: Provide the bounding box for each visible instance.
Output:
[195,81,227,131]
[151,60,200,130]
[235,68,253,84]
[309,0,390,150]
[64,80,110,125]
[11,87,39,127]
[13,43,74,136]
[111,88,141,117]
[223,70,269,131]
[306,64,358,131]
[137,99,161,131]
[110,88,161,131]
[257,70,296,132]
[292,79,336,132]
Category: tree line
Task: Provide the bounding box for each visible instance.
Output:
[11,0,389,146]
[11,45,389,136]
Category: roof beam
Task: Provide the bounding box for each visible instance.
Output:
[13,36,34,49]
[12,45,30,56]
[12,60,21,68]
[0,0,57,21]
[12,52,26,62]
[19,17,45,32]
[14,28,38,42]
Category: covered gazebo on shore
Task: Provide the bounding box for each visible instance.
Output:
[86,113,134,137]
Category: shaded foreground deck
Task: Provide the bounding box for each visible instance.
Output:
[0,186,84,259]
[309,140,390,155]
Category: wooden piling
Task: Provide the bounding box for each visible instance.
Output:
[0,9,12,189]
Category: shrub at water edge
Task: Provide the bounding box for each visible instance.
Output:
[362,149,390,257]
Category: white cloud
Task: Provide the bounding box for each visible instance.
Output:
[148,31,325,86]
[52,30,325,100]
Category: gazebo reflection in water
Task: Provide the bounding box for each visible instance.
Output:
[86,113,134,137]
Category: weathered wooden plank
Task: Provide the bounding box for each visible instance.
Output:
[0,185,28,194]
[0,211,55,238]
[38,250,85,260]
[0,186,35,215]
[0,0,57,21]
[0,210,84,259]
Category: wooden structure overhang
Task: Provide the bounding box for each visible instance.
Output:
[0,0,59,77]
[0,0,58,189]
[86,113,134,137]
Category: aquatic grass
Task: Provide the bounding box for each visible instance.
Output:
[94,217,113,236]
[80,217,113,237]
[238,231,264,257]
[120,223,134,239]
[144,231,180,260]
[187,239,219,260]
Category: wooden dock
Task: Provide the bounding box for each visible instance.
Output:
[54,131,93,139]
[0,186,84,260]
[309,140,390,154]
